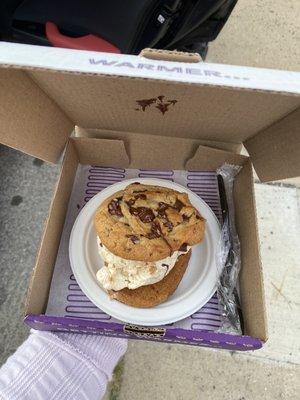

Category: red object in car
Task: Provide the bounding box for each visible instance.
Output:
[45,21,120,53]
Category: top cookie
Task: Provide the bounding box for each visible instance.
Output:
[94,183,205,262]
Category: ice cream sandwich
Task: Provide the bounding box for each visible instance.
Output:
[94,183,205,308]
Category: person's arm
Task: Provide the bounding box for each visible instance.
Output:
[0,329,127,400]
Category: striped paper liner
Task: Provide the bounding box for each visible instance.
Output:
[46,166,224,332]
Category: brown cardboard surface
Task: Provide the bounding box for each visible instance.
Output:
[26,142,78,314]
[0,69,73,163]
[29,69,300,145]
[73,136,246,171]
[25,137,267,341]
[140,48,202,63]
[78,130,200,170]
[186,145,248,170]
[72,137,130,167]
[245,108,300,182]
[75,127,244,170]
[0,65,298,183]
[75,126,243,153]
[234,161,267,340]
[1,49,296,344]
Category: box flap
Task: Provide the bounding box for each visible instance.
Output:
[234,161,268,340]
[140,48,202,63]
[27,69,300,146]
[74,127,246,170]
[186,145,247,170]
[0,43,300,171]
[75,126,243,153]
[72,137,129,167]
[245,108,300,181]
[26,141,78,314]
[0,68,73,163]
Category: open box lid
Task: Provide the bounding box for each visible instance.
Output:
[0,42,299,181]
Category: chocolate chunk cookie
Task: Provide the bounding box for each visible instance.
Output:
[94,183,205,262]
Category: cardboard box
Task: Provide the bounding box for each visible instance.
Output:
[0,42,299,351]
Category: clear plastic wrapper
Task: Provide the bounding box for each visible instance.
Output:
[216,164,243,335]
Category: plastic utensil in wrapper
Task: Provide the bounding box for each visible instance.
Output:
[216,164,243,335]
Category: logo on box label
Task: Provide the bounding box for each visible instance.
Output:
[123,324,166,338]
[89,58,250,81]
[135,95,177,115]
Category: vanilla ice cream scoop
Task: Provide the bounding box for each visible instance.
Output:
[96,237,190,291]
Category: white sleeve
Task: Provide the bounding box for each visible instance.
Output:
[0,329,127,400]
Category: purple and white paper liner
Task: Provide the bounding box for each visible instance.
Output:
[46,166,223,330]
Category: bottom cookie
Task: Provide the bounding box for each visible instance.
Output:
[108,250,191,308]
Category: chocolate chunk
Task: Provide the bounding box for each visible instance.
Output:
[146,232,158,239]
[135,193,147,200]
[163,221,174,231]
[158,202,168,211]
[157,202,169,217]
[126,235,140,244]
[130,206,155,223]
[152,221,162,236]
[173,199,184,211]
[157,203,174,230]
[129,206,139,216]
[126,199,136,206]
[196,214,201,220]
[133,182,140,184]
[108,199,123,217]
[136,207,155,223]
[146,222,162,239]
[178,243,188,252]
[157,210,166,218]
[182,214,190,221]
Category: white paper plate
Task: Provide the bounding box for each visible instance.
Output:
[69,178,221,326]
